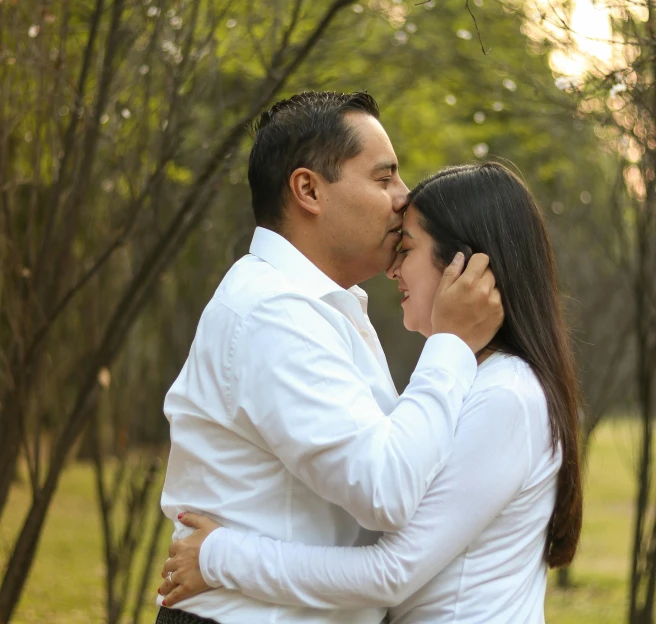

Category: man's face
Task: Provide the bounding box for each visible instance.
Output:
[319,113,409,284]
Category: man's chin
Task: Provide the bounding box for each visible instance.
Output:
[352,248,396,283]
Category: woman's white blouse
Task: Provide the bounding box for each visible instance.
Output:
[200,353,561,624]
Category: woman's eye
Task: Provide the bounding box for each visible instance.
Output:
[398,247,409,255]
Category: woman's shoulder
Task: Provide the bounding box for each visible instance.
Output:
[463,353,554,476]
[467,352,546,416]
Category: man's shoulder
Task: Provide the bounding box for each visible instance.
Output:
[210,254,334,322]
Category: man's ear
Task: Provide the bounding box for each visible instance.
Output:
[289,168,322,216]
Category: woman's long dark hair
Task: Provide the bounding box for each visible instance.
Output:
[411,162,582,568]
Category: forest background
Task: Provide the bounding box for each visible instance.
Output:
[1,0,656,622]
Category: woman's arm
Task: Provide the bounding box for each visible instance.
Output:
[200,384,534,609]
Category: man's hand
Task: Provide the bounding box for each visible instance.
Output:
[431,252,503,354]
[158,513,222,607]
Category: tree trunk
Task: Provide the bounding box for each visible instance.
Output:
[557,567,571,589]
[0,398,22,521]
[0,453,63,623]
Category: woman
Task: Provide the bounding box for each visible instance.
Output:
[163,162,583,623]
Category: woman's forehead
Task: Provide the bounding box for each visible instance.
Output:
[401,204,420,230]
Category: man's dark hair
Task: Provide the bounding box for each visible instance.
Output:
[248,91,380,230]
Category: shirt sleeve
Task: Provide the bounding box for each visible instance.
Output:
[228,293,477,532]
[199,384,533,608]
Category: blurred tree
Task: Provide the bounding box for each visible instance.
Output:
[0,0,356,620]
[0,0,633,620]
[521,0,656,617]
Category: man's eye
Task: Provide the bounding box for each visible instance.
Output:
[378,177,391,183]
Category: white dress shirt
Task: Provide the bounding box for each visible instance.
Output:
[159,227,477,623]
[200,353,561,624]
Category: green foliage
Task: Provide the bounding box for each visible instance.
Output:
[1,0,634,620]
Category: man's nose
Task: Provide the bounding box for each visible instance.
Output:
[393,178,410,213]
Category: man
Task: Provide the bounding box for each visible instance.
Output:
[156,91,502,624]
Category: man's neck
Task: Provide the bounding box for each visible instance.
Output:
[281,230,357,290]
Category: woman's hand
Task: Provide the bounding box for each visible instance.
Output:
[159,513,222,607]
[431,252,503,353]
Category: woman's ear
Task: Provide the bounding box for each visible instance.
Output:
[289,168,322,216]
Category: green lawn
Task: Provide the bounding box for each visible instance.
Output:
[0,419,639,623]
[546,419,636,623]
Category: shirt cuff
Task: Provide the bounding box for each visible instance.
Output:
[415,333,477,391]
[199,527,228,588]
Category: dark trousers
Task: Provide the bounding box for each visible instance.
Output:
[156,607,221,624]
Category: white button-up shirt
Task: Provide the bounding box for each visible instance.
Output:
[159,227,476,624]
[200,354,560,624]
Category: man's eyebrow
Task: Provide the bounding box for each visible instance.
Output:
[371,160,398,175]
[401,229,414,239]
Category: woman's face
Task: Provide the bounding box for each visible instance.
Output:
[386,205,444,338]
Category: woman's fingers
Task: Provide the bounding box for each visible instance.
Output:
[162,557,175,578]
[161,583,187,608]
[462,252,490,279]
[431,251,503,352]
[178,511,222,532]
[158,570,177,599]
[158,556,216,607]
[481,266,496,291]
[437,252,466,290]
[159,513,223,607]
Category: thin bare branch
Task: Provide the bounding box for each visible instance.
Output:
[34,0,106,284]
[465,0,490,55]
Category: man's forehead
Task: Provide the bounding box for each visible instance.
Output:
[343,113,396,162]
[344,111,391,142]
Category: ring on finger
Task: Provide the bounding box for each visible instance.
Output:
[167,571,174,583]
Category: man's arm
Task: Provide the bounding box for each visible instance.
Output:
[224,252,501,532]
[231,291,476,532]
[160,385,532,608]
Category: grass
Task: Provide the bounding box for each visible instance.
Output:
[0,418,641,623]
[546,418,638,623]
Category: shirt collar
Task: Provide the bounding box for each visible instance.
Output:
[249,227,369,305]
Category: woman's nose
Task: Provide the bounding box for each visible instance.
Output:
[386,252,403,280]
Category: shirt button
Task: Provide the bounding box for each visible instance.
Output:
[360,330,370,339]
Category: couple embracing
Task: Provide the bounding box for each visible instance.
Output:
[155,91,582,624]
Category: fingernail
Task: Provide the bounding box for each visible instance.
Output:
[157,588,161,595]
[162,600,167,606]
[178,512,185,519]
[454,252,464,262]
